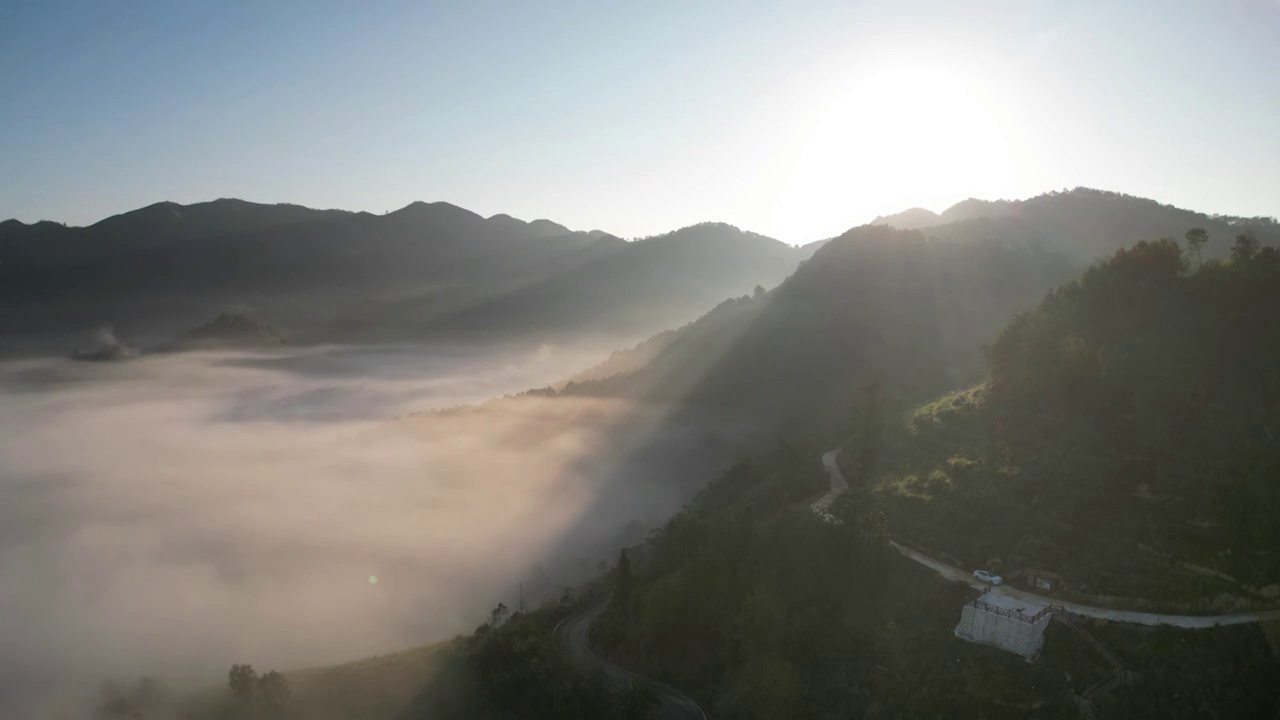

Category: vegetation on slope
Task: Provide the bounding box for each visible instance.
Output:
[592,444,1280,719]
[1,201,811,350]
[874,187,1279,265]
[863,234,1280,601]
[566,223,1073,437]
[159,599,645,720]
[421,222,812,340]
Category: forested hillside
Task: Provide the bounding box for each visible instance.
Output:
[155,599,643,720]
[0,199,593,343]
[589,445,1280,719]
[862,233,1280,600]
[0,201,811,351]
[873,187,1279,265]
[349,222,815,341]
[565,224,1073,435]
[0,199,354,266]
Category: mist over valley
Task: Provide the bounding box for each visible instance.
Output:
[5,2,1280,714]
[0,340,740,716]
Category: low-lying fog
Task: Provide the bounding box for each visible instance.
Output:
[0,343,738,717]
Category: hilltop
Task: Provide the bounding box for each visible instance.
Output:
[558,189,1277,438]
[562,223,1074,435]
[873,187,1279,264]
[0,199,812,352]
[420,222,816,339]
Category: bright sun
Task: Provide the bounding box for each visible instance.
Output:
[775,63,1018,240]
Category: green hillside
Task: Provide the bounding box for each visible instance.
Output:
[565,223,1073,436]
[874,187,1280,265]
[590,444,1280,719]
[861,235,1280,602]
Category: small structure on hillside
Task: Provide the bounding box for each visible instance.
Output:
[1020,568,1065,593]
[954,590,1055,660]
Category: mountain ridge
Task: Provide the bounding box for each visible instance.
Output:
[0,198,814,351]
[872,187,1279,263]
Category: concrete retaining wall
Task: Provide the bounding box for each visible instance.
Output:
[954,603,1051,660]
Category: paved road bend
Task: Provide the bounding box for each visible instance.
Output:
[555,602,708,720]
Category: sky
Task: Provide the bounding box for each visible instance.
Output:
[2,0,1278,243]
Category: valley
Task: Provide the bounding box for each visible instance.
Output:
[8,3,1280,716]
[4,189,1278,720]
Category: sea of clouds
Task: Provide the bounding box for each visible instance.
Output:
[0,342,717,717]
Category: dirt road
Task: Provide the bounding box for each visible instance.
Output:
[819,448,1280,628]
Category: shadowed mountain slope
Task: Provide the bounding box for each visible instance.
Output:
[422,223,817,339]
[873,187,1278,265]
[853,237,1280,600]
[563,223,1074,435]
[0,201,810,350]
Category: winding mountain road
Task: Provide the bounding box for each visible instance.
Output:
[817,449,1280,628]
[555,602,708,720]
[557,446,1277,718]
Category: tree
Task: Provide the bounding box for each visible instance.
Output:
[616,679,656,720]
[613,549,634,611]
[228,664,258,698]
[1232,230,1260,263]
[852,381,883,479]
[489,602,510,628]
[256,670,291,707]
[1185,227,1208,268]
[597,549,636,646]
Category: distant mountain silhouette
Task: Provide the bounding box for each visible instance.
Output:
[3,199,354,268]
[562,223,1075,434]
[415,222,819,340]
[560,189,1279,445]
[872,187,1278,264]
[162,310,285,351]
[0,199,813,351]
[487,214,573,238]
[10,188,1263,356]
[869,206,943,229]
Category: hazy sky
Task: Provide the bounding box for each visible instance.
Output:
[3,0,1278,242]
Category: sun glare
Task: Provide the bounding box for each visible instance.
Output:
[776,63,1018,240]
